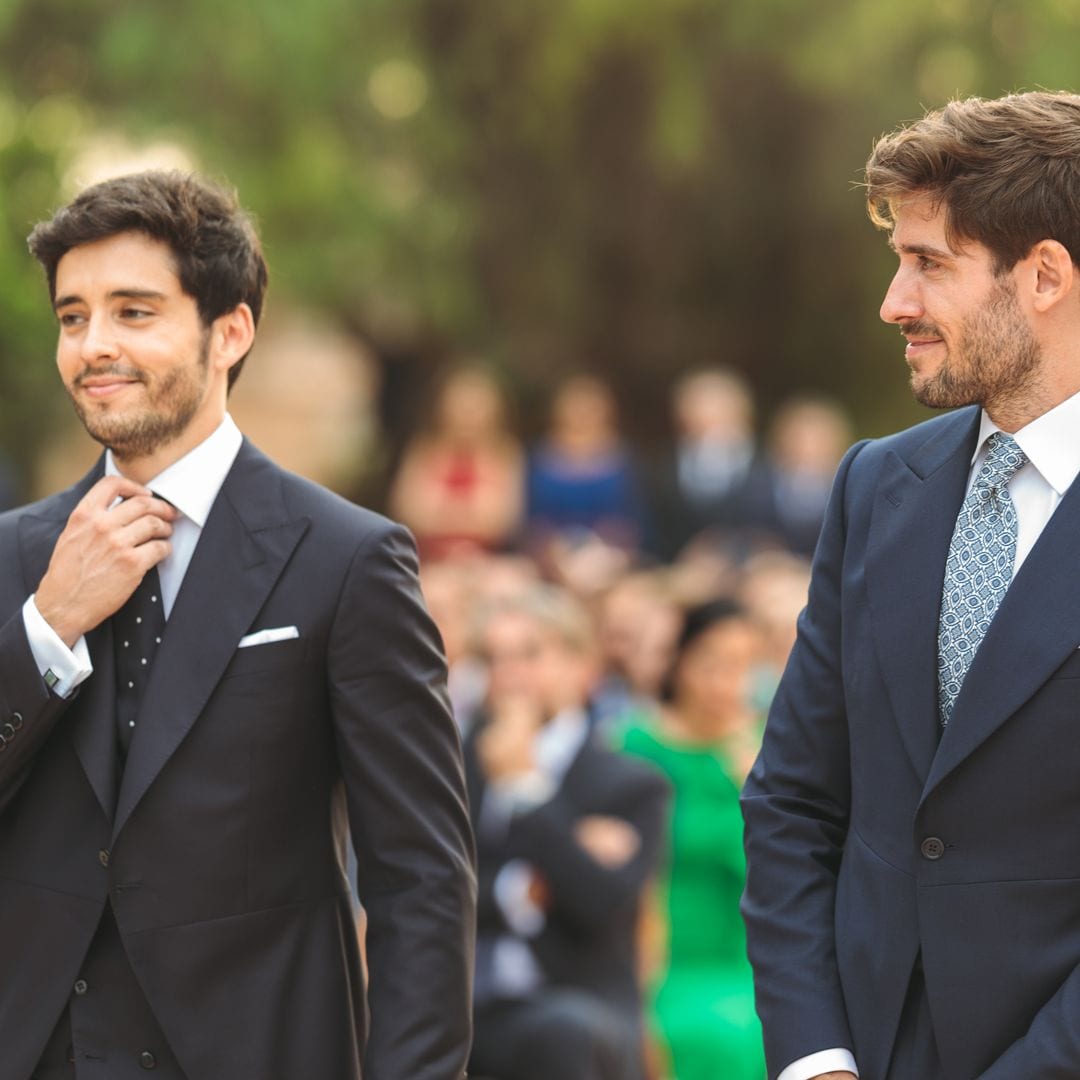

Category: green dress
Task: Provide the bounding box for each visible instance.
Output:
[617,716,766,1080]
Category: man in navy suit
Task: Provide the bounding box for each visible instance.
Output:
[742,91,1080,1079]
[0,171,475,1079]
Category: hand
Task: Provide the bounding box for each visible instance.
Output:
[34,476,177,646]
[574,815,641,868]
[476,692,545,781]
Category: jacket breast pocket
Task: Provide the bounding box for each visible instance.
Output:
[219,637,309,682]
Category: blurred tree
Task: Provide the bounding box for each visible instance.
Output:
[0,0,1076,499]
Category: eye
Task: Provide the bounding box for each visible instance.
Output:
[917,255,941,273]
[57,312,85,327]
[120,307,153,320]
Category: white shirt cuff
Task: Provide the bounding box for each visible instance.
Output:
[493,859,546,938]
[777,1048,858,1080]
[23,596,93,698]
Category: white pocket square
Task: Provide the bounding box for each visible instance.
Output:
[238,626,299,648]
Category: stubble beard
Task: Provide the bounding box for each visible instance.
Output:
[909,278,1041,412]
[69,331,211,462]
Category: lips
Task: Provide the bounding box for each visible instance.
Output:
[77,376,142,400]
[904,337,944,361]
[75,365,144,397]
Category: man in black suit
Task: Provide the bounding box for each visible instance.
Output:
[742,91,1080,1079]
[646,367,773,563]
[0,171,475,1079]
[464,585,669,1080]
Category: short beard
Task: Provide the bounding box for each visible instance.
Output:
[911,278,1040,411]
[71,331,211,461]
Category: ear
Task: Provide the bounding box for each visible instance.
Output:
[1025,239,1074,313]
[208,303,256,375]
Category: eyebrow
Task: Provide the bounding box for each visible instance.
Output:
[53,288,169,311]
[887,239,956,261]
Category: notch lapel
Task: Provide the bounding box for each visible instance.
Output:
[865,409,980,783]
[18,461,119,821]
[112,443,309,842]
[923,473,1080,799]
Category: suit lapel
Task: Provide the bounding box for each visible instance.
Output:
[113,442,309,841]
[865,409,979,782]
[18,461,121,821]
[923,471,1080,798]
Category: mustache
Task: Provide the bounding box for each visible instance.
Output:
[898,319,942,338]
[73,364,145,387]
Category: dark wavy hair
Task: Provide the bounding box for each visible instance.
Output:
[28,170,268,388]
[866,91,1080,272]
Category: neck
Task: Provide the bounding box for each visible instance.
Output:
[111,408,225,485]
[987,342,1080,432]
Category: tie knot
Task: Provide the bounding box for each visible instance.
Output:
[976,432,1027,491]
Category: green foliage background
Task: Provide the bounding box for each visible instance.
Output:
[2,0,1079,498]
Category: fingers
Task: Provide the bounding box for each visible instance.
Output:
[81,474,153,512]
[118,512,175,552]
[132,538,172,573]
[81,476,178,523]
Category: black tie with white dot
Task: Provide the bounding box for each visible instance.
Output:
[113,564,166,759]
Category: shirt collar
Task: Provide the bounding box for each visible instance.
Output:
[975,389,1080,497]
[105,414,243,527]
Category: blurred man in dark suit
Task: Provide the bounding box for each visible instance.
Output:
[465,585,669,1080]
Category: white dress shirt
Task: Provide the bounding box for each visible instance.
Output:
[23,414,243,698]
[779,391,1080,1080]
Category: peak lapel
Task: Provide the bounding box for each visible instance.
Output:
[865,409,979,783]
[18,461,118,820]
[112,444,309,842]
[923,473,1080,799]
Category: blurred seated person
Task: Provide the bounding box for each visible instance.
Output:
[388,365,524,560]
[647,367,769,562]
[592,572,683,732]
[419,557,490,731]
[526,374,645,566]
[615,599,767,1080]
[466,586,670,1080]
[735,551,811,713]
[421,553,543,734]
[758,396,852,556]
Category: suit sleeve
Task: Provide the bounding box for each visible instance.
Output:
[977,970,1080,1075]
[0,607,76,816]
[739,440,869,1079]
[327,523,477,1080]
[508,765,670,934]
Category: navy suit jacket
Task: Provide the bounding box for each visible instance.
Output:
[0,441,476,1080]
[742,405,1080,1079]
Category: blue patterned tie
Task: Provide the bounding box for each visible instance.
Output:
[937,432,1027,725]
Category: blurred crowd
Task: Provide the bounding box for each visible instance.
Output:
[0,359,847,1078]
[393,365,851,1080]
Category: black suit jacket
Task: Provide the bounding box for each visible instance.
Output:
[0,441,476,1080]
[466,720,669,1028]
[742,406,1080,1079]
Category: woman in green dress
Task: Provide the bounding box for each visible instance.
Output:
[616,598,766,1080]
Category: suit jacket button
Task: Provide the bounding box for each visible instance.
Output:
[921,836,945,860]
[140,1051,157,1069]
[98,849,110,868]
[73,979,88,996]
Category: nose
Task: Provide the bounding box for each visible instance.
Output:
[879,266,922,325]
[79,313,120,363]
